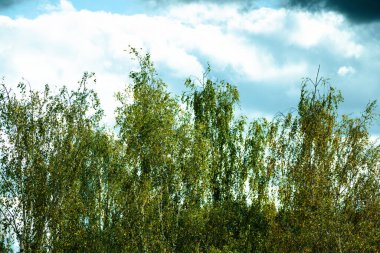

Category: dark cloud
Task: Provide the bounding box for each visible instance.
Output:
[151,0,380,23]
[0,0,27,9]
[287,0,380,23]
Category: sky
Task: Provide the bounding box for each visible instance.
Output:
[0,0,379,135]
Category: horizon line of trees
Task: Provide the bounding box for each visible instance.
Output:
[0,49,379,252]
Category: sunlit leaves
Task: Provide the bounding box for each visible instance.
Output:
[0,50,378,252]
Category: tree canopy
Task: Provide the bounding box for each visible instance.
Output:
[0,50,379,252]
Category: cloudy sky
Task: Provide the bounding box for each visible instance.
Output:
[0,0,379,134]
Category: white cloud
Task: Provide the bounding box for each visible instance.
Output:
[0,1,374,126]
[337,65,356,76]
[167,4,364,59]
[41,0,75,13]
[228,7,287,34]
[165,4,308,82]
[287,11,363,58]
[168,5,287,34]
[0,5,206,124]
[369,135,379,145]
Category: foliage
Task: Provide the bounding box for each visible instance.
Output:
[0,50,379,252]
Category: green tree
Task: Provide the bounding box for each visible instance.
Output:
[115,49,187,252]
[0,73,108,252]
[0,51,378,253]
[262,74,379,252]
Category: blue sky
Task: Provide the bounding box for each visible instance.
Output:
[0,0,379,135]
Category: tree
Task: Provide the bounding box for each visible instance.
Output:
[0,73,107,252]
[0,51,378,252]
[115,49,187,252]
